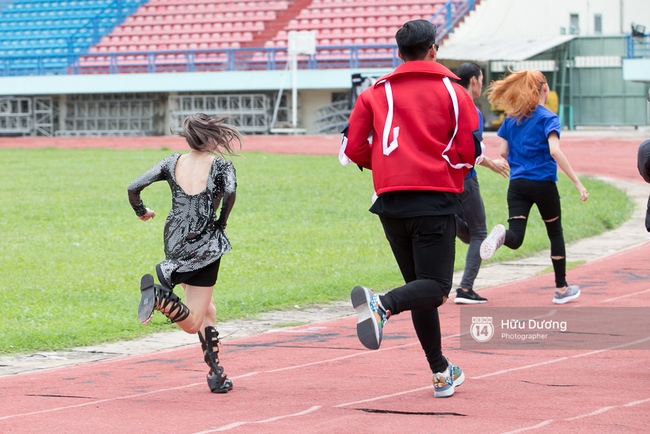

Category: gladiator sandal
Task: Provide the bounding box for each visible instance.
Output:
[138,274,190,325]
[198,326,233,393]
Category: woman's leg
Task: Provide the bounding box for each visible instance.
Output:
[480,179,534,261]
[504,179,535,250]
[183,285,232,393]
[532,182,567,288]
[175,285,215,334]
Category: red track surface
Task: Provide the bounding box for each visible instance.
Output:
[1,133,649,433]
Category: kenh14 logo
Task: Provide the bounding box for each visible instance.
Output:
[470,316,494,342]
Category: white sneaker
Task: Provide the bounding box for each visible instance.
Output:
[480,224,506,260]
[552,285,581,304]
[432,361,465,398]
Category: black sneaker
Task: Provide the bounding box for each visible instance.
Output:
[454,288,487,304]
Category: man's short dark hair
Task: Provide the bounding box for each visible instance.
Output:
[395,19,437,61]
[456,62,482,89]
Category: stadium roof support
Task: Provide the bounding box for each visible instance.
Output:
[439,35,576,62]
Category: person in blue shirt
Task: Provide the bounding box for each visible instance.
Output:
[480,69,588,305]
[453,62,510,304]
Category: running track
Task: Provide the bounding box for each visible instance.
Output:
[1,133,649,433]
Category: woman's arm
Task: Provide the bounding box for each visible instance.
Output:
[479,155,510,179]
[127,158,168,217]
[499,139,509,160]
[215,161,237,230]
[548,132,589,201]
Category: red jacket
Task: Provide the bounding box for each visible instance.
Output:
[343,60,479,195]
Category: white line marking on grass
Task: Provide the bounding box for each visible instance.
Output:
[601,288,650,302]
[192,406,321,433]
[500,420,554,433]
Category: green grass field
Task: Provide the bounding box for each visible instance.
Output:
[0,148,633,354]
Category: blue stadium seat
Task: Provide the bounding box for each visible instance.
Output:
[0,0,148,74]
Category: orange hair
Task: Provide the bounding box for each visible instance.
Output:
[486,69,546,120]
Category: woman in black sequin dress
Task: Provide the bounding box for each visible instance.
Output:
[128,113,241,393]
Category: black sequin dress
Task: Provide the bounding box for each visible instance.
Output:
[128,153,236,287]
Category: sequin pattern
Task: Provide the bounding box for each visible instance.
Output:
[128,153,236,287]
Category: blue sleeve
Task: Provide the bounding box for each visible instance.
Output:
[497,119,508,140]
[544,112,561,139]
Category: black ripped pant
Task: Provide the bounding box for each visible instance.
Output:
[377,214,455,374]
[504,179,567,288]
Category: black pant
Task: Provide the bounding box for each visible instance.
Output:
[377,214,455,374]
[505,179,567,288]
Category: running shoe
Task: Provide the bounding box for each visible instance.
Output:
[454,287,488,304]
[350,286,389,350]
[480,224,506,260]
[433,360,465,398]
[552,285,581,304]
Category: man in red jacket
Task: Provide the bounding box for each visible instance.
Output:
[342,19,481,398]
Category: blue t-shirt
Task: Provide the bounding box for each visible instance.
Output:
[497,105,561,182]
[465,106,484,179]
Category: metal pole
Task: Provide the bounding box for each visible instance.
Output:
[292,52,297,129]
[620,0,624,34]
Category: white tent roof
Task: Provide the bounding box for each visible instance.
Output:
[439,35,576,62]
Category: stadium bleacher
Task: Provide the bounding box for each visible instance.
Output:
[0,0,148,74]
[0,0,482,136]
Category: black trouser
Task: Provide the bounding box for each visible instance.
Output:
[505,179,567,288]
[377,214,455,374]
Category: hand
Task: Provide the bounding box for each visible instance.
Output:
[576,183,589,202]
[138,208,156,221]
[491,158,510,179]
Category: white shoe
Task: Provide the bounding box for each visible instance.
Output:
[480,224,506,260]
[552,285,581,304]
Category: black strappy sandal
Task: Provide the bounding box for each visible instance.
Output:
[138,274,190,325]
[199,326,233,393]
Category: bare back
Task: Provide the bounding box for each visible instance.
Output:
[174,152,215,195]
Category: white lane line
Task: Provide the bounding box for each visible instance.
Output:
[265,340,425,373]
[624,397,650,407]
[335,386,431,408]
[601,288,650,302]
[564,406,615,421]
[565,397,650,421]
[0,382,205,421]
[192,406,321,433]
[0,372,258,421]
[473,336,650,380]
[500,420,554,434]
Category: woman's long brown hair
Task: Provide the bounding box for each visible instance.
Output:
[174,113,243,157]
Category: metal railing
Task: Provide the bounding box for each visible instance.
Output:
[0,44,402,76]
[626,33,650,58]
[431,0,477,42]
[0,0,478,77]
